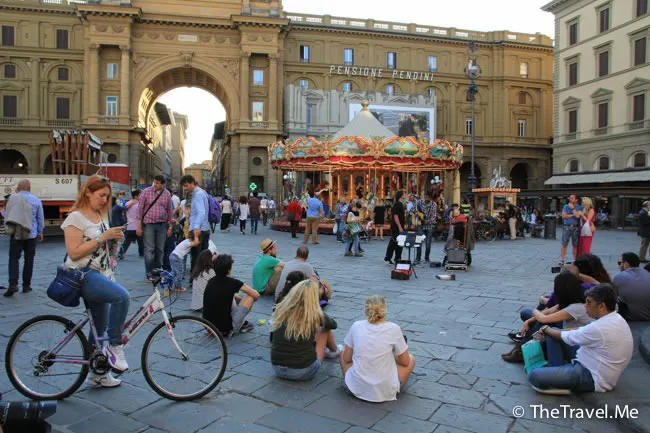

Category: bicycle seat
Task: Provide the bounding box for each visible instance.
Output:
[151,269,164,277]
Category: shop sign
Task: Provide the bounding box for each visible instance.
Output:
[329,65,435,82]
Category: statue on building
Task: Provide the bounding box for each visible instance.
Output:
[489,166,512,189]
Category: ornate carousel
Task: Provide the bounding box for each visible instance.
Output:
[268,101,464,233]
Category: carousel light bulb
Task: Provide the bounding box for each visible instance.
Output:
[283,174,288,180]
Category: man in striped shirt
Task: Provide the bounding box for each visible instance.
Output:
[136,175,174,282]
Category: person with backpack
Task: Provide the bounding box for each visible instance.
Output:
[179,175,211,272]
[207,193,221,234]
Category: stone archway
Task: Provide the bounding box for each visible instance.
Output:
[510,163,530,190]
[0,149,29,174]
[459,161,482,194]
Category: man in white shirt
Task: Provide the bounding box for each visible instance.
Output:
[260,196,269,226]
[268,197,276,221]
[530,284,633,395]
[171,190,181,215]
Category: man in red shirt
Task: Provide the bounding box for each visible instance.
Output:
[286,197,302,239]
[136,175,174,282]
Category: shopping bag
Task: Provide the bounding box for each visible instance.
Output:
[522,340,547,374]
[332,223,338,234]
[581,221,592,237]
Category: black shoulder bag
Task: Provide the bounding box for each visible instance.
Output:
[141,190,164,227]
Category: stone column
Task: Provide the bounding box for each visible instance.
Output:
[453,168,461,204]
[239,52,250,126]
[269,54,278,128]
[120,143,130,165]
[89,43,100,121]
[266,159,277,198]
[129,144,141,187]
[30,58,40,119]
[120,46,130,123]
[29,144,41,174]
[239,145,249,197]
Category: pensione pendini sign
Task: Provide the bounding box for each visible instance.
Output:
[329,65,436,82]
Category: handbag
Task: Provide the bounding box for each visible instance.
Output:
[581,221,592,237]
[522,340,547,374]
[349,222,362,235]
[332,222,338,234]
[47,256,92,307]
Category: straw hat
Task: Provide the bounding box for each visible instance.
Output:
[260,238,276,254]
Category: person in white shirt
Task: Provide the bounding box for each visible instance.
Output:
[268,197,276,221]
[530,283,633,395]
[169,232,199,291]
[220,195,233,232]
[260,196,269,226]
[339,296,415,402]
[238,196,250,235]
[171,191,181,214]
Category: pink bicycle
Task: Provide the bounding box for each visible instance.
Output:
[4,270,228,401]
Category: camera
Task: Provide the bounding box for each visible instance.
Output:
[0,393,57,433]
[551,261,572,273]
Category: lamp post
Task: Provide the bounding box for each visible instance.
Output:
[464,41,481,205]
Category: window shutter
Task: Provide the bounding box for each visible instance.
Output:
[56,97,70,119]
[3,95,17,117]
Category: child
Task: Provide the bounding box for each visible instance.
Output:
[190,249,215,312]
[203,254,260,336]
[169,232,199,292]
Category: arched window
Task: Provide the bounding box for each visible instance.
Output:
[569,159,579,172]
[4,64,16,79]
[342,81,352,92]
[634,152,647,168]
[599,156,610,170]
[426,87,435,97]
[519,92,527,105]
[385,84,395,95]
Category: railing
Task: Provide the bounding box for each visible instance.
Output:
[285,13,553,45]
[46,119,76,127]
[97,116,119,125]
[251,121,269,129]
[0,118,24,127]
[559,121,649,142]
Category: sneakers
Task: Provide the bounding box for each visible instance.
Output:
[507,331,524,343]
[531,385,571,395]
[174,287,187,292]
[384,258,394,265]
[325,344,344,359]
[86,372,122,388]
[344,252,353,257]
[103,344,129,372]
[239,321,254,333]
[353,253,364,257]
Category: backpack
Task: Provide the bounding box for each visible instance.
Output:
[207,194,221,225]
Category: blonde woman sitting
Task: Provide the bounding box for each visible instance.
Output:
[271,280,342,381]
[340,296,416,402]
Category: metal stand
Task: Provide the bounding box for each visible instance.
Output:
[400,231,421,279]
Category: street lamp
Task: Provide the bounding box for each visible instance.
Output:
[464,41,481,205]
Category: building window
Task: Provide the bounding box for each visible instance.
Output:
[306,103,314,125]
[106,96,118,117]
[465,118,473,135]
[569,21,578,45]
[517,120,526,137]
[107,63,118,79]
[252,101,264,122]
[633,94,646,121]
[56,97,70,119]
[385,84,394,95]
[3,95,17,118]
[387,52,397,69]
[599,7,610,33]
[428,56,437,73]
[568,109,578,133]
[519,62,528,78]
[634,152,647,167]
[569,159,579,173]
[638,0,648,17]
[299,79,309,88]
[58,67,69,81]
[344,48,354,66]
[253,70,264,86]
[598,51,609,77]
[342,82,352,92]
[634,37,647,66]
[599,156,610,170]
[568,62,578,86]
[299,45,310,63]
[4,64,16,79]
[1,25,15,46]
[519,92,527,104]
[597,102,608,128]
[427,87,435,97]
[56,29,68,49]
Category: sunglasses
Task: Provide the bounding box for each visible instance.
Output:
[585,299,602,306]
[618,261,623,265]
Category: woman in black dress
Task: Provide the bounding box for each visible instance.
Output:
[373,200,387,240]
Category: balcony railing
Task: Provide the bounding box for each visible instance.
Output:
[47,119,77,128]
[0,118,24,127]
[97,116,119,125]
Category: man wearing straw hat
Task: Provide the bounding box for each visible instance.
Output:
[252,238,285,295]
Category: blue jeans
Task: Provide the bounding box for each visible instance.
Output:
[520,308,562,341]
[345,234,360,254]
[81,270,130,346]
[250,216,259,233]
[273,358,321,381]
[546,333,578,366]
[143,223,168,278]
[163,235,176,271]
[528,360,595,392]
[169,253,185,288]
[335,219,342,241]
[415,228,434,261]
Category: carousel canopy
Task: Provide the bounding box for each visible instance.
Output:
[269,101,463,172]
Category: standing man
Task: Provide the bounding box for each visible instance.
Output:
[248,192,261,234]
[137,175,174,282]
[171,189,181,214]
[268,196,276,221]
[3,179,44,297]
[179,174,211,272]
[118,190,144,259]
[560,194,583,265]
[260,195,269,226]
[110,192,127,228]
[638,201,650,263]
[335,198,347,243]
[384,190,406,265]
[416,192,438,264]
[303,190,324,245]
[505,200,517,240]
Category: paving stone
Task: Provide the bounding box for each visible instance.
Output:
[343,428,380,433]
[257,407,350,433]
[372,413,437,433]
[438,374,475,390]
[253,381,323,409]
[381,393,441,420]
[409,342,458,361]
[197,416,281,433]
[304,395,388,428]
[79,382,162,415]
[130,399,224,433]
[218,373,270,394]
[406,381,486,409]
[233,358,277,380]
[429,404,512,433]
[471,378,509,396]
[430,426,472,433]
[199,392,277,422]
[68,411,147,433]
[49,397,107,427]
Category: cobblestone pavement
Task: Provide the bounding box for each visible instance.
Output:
[1,227,648,433]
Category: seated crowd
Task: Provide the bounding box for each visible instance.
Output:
[502,251,649,395]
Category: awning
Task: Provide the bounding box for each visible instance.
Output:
[545,170,650,185]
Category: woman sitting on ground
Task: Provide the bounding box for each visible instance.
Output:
[271,280,342,381]
[276,271,308,305]
[503,271,593,363]
[340,296,415,402]
[190,249,215,312]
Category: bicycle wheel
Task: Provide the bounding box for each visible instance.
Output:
[5,315,90,400]
[486,228,498,242]
[141,315,227,401]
